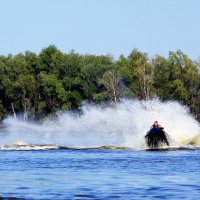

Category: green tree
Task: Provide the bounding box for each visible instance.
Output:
[117,49,153,100]
[98,70,122,104]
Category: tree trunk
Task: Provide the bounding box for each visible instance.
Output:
[11,102,17,119]
[22,100,28,122]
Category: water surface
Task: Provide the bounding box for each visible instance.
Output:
[0,149,200,199]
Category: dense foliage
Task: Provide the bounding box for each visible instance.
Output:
[0,45,200,121]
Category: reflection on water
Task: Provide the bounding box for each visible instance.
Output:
[0,149,200,199]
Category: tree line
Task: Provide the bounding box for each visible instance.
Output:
[0,45,200,121]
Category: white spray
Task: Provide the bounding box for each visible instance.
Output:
[1,99,200,149]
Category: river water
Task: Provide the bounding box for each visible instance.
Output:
[1,100,200,199]
[1,149,200,199]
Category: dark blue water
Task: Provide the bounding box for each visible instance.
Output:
[0,149,200,199]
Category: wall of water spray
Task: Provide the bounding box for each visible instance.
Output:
[0,99,200,149]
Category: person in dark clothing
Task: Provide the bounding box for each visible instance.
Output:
[150,121,164,131]
[145,121,169,148]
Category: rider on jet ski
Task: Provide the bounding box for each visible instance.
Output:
[150,121,164,131]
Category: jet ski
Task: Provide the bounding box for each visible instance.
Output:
[145,127,169,149]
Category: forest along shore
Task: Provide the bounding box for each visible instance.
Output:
[0,46,200,121]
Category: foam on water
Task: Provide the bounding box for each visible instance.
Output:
[0,99,200,150]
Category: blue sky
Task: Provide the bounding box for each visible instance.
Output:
[0,0,200,59]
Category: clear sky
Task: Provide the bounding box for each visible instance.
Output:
[0,0,200,59]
